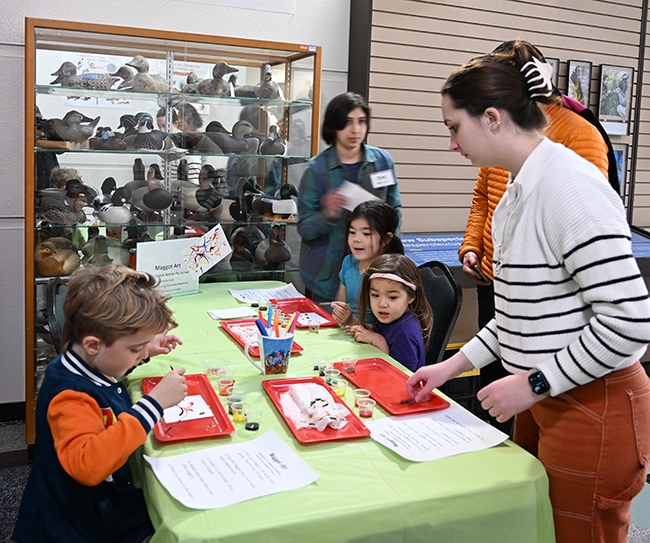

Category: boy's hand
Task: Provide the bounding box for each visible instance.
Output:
[147,368,188,410]
[331,301,352,325]
[148,333,183,357]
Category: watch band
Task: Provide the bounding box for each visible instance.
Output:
[528,370,550,395]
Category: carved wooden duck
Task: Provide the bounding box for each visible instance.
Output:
[126,55,170,92]
[260,125,287,156]
[50,61,119,89]
[254,64,283,100]
[36,193,88,225]
[42,110,100,143]
[35,242,81,277]
[181,71,200,94]
[131,114,171,151]
[111,65,135,89]
[204,120,259,155]
[197,61,239,96]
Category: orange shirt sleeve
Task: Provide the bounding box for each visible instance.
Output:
[47,389,149,486]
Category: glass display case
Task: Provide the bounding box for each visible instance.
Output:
[24,17,322,444]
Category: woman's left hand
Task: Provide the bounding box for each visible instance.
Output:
[476,372,548,422]
[148,333,183,357]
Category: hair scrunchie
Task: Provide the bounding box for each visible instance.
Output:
[520,56,554,99]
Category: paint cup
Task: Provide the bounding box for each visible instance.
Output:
[308,321,321,333]
[244,409,263,431]
[322,367,341,385]
[357,398,376,418]
[330,378,348,397]
[231,400,246,423]
[202,358,230,377]
[217,377,235,396]
[353,388,371,407]
[244,332,294,375]
[341,357,358,373]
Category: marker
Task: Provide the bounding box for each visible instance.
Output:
[284,311,300,335]
[255,319,269,337]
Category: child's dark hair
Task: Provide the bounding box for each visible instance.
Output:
[357,254,433,348]
[321,92,370,145]
[347,200,404,255]
[62,264,176,349]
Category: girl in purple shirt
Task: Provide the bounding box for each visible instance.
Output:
[348,254,432,371]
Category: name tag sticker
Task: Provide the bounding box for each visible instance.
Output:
[370,170,396,189]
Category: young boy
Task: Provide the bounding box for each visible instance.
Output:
[13,265,187,543]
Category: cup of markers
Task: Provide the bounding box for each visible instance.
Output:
[244,308,301,375]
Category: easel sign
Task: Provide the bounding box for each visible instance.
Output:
[136,237,200,297]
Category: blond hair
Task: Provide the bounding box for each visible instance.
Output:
[62,264,176,349]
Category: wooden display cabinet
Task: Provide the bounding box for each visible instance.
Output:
[24,17,321,444]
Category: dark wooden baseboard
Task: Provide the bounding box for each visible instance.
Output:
[0,402,25,423]
[0,449,29,469]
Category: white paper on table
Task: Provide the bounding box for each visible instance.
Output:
[207,307,257,320]
[366,402,508,462]
[228,283,302,304]
[297,312,330,326]
[144,429,319,509]
[336,180,381,212]
[181,224,232,278]
[163,395,214,424]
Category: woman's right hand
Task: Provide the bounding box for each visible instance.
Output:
[147,367,188,410]
[331,301,352,325]
[406,352,474,402]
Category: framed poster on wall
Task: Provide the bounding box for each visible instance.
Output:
[599,65,634,126]
[566,60,592,109]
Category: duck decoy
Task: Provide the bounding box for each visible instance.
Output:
[264,225,292,264]
[89,126,127,150]
[168,130,223,154]
[260,125,287,156]
[35,241,81,277]
[254,64,284,100]
[195,165,223,212]
[124,158,148,194]
[94,181,132,224]
[130,114,172,151]
[126,55,170,92]
[111,65,135,89]
[81,235,129,267]
[205,120,231,134]
[117,114,138,138]
[138,164,173,211]
[36,193,88,225]
[50,61,120,89]
[197,61,239,96]
[181,71,200,94]
[42,110,101,143]
[204,120,259,155]
[229,74,256,98]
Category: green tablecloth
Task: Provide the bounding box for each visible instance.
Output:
[126,281,555,543]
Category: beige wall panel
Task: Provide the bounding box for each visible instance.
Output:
[373,0,639,22]
[366,0,648,233]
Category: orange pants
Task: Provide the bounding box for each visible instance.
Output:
[514,362,650,543]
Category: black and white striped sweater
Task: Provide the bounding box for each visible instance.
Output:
[461,138,650,396]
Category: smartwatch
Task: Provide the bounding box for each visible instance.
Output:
[528,370,550,395]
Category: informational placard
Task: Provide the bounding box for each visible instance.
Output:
[136,238,199,296]
[367,402,508,462]
[402,233,464,268]
[144,429,319,509]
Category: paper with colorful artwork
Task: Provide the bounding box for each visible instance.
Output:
[181,224,232,278]
[163,394,214,424]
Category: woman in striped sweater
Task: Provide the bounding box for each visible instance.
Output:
[407,42,650,543]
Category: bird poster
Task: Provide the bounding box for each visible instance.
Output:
[181,224,232,278]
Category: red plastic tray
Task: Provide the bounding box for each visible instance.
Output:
[141,373,234,443]
[262,376,370,444]
[333,358,450,416]
[269,297,338,328]
[219,319,303,357]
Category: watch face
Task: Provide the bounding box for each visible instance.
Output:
[529,371,550,395]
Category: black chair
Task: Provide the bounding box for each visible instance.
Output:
[417,260,463,365]
[46,277,68,354]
